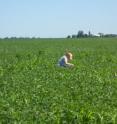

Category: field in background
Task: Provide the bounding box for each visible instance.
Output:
[0,38,117,123]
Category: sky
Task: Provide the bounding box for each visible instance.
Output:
[0,0,117,38]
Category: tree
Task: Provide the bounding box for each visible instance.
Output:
[72,35,77,38]
[67,35,71,38]
[77,30,84,38]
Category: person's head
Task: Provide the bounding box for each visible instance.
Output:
[65,52,73,60]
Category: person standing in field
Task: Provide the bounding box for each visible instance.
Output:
[58,52,74,67]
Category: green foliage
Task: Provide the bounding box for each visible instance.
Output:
[0,38,117,123]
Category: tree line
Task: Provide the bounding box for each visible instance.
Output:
[67,30,117,38]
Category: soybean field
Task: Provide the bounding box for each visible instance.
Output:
[0,38,117,123]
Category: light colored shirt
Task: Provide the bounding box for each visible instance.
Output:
[58,55,68,67]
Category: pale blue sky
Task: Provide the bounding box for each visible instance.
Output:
[0,0,117,38]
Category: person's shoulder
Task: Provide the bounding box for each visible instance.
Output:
[59,55,67,61]
[63,55,68,61]
[63,55,66,58]
[62,55,67,59]
[60,55,65,59]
